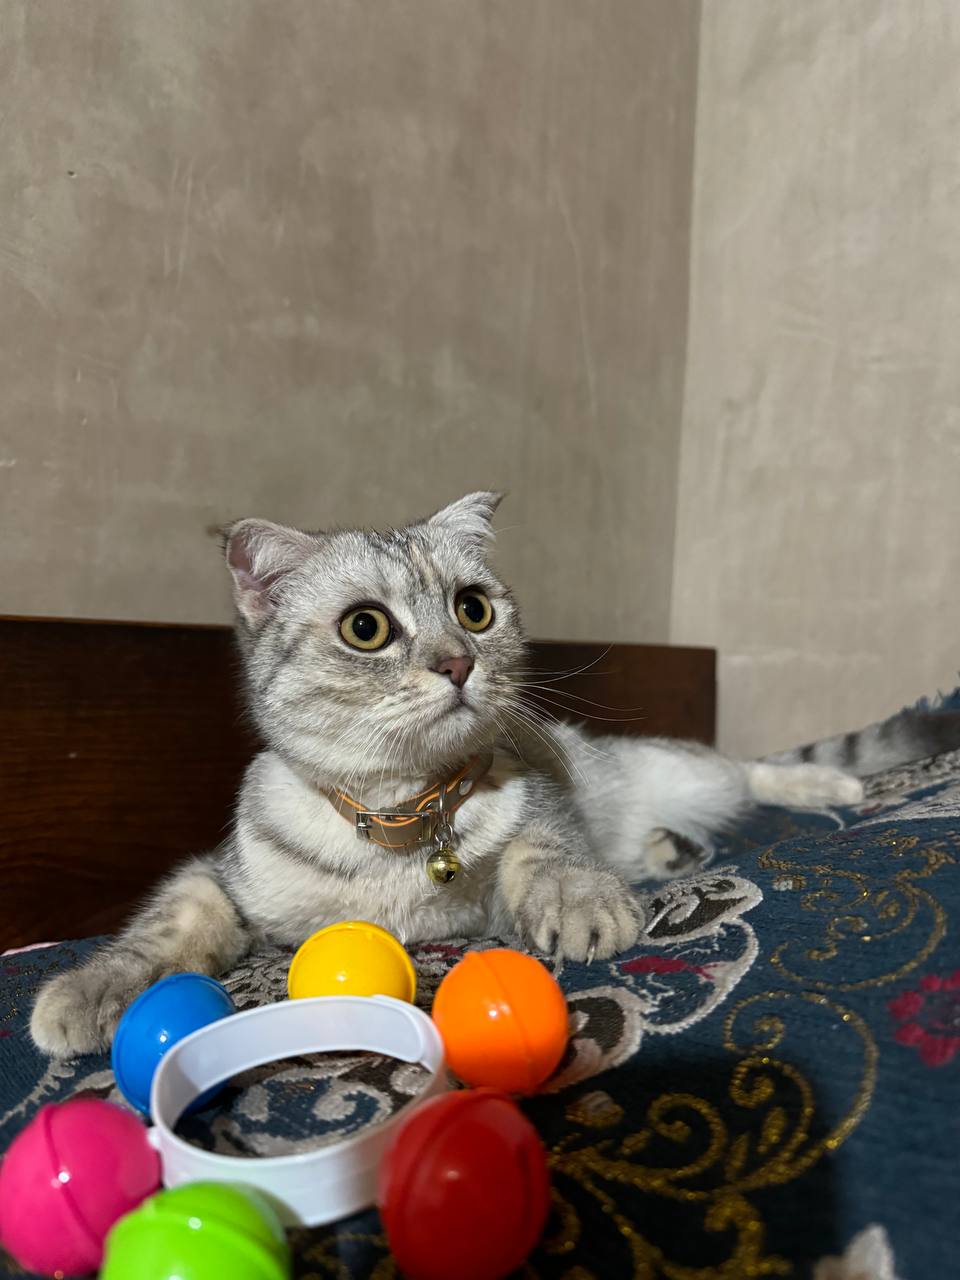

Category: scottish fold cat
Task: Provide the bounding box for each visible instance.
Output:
[31,493,862,1055]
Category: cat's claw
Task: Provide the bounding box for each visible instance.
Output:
[514,863,639,963]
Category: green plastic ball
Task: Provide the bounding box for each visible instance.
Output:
[101,1181,290,1279]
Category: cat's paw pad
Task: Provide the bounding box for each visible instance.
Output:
[643,828,712,879]
[30,965,150,1057]
[517,864,640,962]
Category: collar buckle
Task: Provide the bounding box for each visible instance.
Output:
[354,809,437,845]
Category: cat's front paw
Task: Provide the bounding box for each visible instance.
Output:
[516,863,640,962]
[30,964,151,1057]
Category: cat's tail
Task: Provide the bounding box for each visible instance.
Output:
[760,692,960,779]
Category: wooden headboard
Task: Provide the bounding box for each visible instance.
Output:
[0,617,715,948]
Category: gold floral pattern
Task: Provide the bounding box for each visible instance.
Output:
[531,990,877,1279]
[759,829,954,991]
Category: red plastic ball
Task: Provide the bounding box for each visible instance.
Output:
[377,1089,550,1280]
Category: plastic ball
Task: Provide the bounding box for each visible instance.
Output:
[287,920,416,1002]
[111,973,236,1114]
[0,1098,160,1277]
[101,1181,290,1279]
[431,948,569,1093]
[378,1089,550,1280]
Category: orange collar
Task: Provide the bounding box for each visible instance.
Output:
[326,754,493,850]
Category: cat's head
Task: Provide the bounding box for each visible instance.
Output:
[224,492,527,786]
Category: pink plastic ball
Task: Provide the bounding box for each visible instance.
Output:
[0,1098,160,1277]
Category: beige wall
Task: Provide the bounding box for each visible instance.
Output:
[0,1,699,643]
[9,3,951,758]
[672,2,960,756]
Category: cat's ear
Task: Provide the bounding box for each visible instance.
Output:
[223,518,318,625]
[427,491,503,544]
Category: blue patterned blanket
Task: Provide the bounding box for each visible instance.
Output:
[3,747,959,1279]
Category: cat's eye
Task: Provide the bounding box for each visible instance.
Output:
[339,607,393,651]
[455,588,494,633]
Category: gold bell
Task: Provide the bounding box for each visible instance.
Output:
[426,846,460,885]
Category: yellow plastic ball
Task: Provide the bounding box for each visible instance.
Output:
[287,921,417,1003]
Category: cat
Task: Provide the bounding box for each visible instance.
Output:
[31,491,864,1057]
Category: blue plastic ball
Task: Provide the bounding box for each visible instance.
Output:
[111,973,236,1114]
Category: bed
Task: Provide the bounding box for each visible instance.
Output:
[1,618,957,1278]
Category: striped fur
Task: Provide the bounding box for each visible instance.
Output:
[32,493,864,1056]
[763,704,960,777]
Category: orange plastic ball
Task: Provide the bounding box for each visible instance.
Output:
[431,949,569,1094]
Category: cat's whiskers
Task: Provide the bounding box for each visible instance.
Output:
[503,692,614,764]
[499,701,588,787]
[357,723,423,807]
[490,709,529,767]
[515,689,649,726]
[375,722,410,807]
[329,719,398,806]
[509,680,647,716]
[508,647,614,685]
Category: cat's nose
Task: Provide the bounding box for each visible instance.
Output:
[432,655,474,688]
